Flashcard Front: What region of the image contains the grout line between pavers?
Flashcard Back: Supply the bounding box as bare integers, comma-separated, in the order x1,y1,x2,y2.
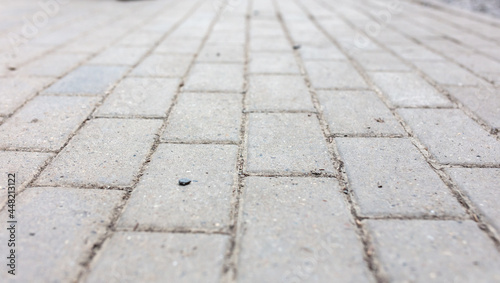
313,0,500,255
275,0,384,282
220,0,252,282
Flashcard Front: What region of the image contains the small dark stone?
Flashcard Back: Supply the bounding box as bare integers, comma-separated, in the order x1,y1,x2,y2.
293,44,301,50
8,66,16,71
178,178,191,186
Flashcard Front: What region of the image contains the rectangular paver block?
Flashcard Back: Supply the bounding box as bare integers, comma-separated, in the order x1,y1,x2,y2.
414,61,484,86
299,44,347,60
336,138,465,217
0,151,53,208
246,113,334,174
89,46,149,66
0,96,99,151
365,220,500,282
130,54,193,77
155,38,202,54
42,65,128,96
398,108,500,164
356,52,411,71
36,119,162,187
238,177,373,283
117,144,238,230
183,63,244,92
0,187,124,283
317,90,404,135
86,232,228,283
246,75,315,111
249,52,300,74
250,36,291,52
305,61,367,89
95,78,179,118
197,45,245,63
390,45,445,61
369,72,452,107
162,92,242,143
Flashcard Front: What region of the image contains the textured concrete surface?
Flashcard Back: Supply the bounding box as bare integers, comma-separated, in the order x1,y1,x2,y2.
0,0,500,282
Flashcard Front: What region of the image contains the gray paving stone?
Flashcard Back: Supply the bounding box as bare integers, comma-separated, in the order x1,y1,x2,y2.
0,187,124,283
130,54,192,77
246,75,315,111
0,77,53,116
0,151,53,208
197,45,245,63
250,36,291,51
162,92,242,142
246,113,334,174
299,44,347,60
86,232,228,283
155,38,202,54
365,220,500,282
95,78,179,118
398,109,500,164
238,177,373,283
389,45,445,61
445,86,500,131
89,46,149,66
18,53,89,77
369,72,452,107
206,31,246,45
36,119,162,187
42,65,128,96
183,63,244,92
336,138,465,217
0,96,99,151
117,144,238,230
447,168,500,233
356,52,411,71
117,31,164,46
304,61,367,89
317,91,404,135
251,21,285,38
249,52,300,74
414,61,484,86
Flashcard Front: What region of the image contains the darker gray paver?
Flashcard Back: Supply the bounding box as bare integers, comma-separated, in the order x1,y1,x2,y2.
0,96,99,150
36,119,162,187
162,92,242,142
398,108,500,164
246,113,334,174
86,232,228,283
336,138,465,217
118,144,238,230
238,177,373,283
317,90,404,135
365,220,500,282
0,187,124,283
42,65,128,96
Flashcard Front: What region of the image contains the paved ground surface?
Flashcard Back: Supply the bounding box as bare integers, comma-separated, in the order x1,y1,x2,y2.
0,0,500,282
